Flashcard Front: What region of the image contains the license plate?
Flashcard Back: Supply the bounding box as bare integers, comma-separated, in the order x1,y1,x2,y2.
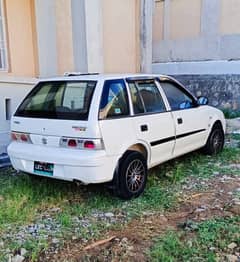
34,161,54,176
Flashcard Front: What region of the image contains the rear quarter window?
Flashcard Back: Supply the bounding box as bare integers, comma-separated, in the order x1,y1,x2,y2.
99,79,130,119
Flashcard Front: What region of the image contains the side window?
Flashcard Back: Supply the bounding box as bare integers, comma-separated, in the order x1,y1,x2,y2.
160,82,195,111
99,79,130,119
129,81,166,114
129,83,145,114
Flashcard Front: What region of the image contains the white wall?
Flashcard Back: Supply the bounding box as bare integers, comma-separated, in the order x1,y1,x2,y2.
152,60,240,75
0,79,35,153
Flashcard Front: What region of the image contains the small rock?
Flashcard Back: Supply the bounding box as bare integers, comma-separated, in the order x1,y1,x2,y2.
195,206,207,213
228,242,238,250
226,254,238,262
121,237,128,243
128,245,134,251
49,207,61,212
159,215,168,223
12,255,25,262
145,220,153,224
72,236,77,240
209,246,216,251
20,248,27,256
105,212,114,218
52,238,59,244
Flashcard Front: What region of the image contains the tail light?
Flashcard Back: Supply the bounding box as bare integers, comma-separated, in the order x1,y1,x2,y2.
60,137,103,150
11,132,32,143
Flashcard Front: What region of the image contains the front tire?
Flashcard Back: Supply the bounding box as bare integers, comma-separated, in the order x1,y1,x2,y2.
114,151,147,200
203,125,225,155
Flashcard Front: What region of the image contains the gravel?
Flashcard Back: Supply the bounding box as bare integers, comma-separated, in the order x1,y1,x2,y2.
0,210,128,261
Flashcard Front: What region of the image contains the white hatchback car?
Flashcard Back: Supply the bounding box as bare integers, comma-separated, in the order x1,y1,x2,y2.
8,74,226,199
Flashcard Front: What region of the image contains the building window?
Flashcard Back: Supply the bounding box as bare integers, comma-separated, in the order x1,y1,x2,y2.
0,0,7,70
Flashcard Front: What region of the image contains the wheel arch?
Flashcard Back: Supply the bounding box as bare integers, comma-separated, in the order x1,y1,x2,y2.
115,142,150,176
212,120,224,131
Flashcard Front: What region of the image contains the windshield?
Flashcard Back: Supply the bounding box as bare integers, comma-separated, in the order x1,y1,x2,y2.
15,81,96,120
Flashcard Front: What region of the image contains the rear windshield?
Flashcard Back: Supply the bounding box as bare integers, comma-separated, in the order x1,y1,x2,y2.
15,81,96,120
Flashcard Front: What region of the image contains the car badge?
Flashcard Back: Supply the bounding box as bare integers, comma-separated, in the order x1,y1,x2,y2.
42,137,47,145
72,126,87,132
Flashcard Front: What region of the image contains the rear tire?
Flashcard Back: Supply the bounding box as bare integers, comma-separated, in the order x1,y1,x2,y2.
113,151,147,200
202,125,225,155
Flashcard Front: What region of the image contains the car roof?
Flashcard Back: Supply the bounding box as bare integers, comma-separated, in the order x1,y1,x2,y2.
38,73,170,82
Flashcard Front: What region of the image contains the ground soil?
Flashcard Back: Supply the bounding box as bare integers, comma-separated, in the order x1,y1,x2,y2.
39,174,240,262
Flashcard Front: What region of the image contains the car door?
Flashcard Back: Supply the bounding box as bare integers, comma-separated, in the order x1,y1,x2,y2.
159,79,209,157
127,78,175,167
98,79,137,156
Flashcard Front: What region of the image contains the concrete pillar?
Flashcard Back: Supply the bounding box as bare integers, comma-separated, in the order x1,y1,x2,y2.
140,0,154,73
84,0,104,73
201,0,221,37
34,0,58,77
71,0,88,72
71,0,104,73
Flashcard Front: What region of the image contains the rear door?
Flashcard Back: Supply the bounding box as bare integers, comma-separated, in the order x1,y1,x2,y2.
159,79,209,157
127,79,175,167
98,79,137,156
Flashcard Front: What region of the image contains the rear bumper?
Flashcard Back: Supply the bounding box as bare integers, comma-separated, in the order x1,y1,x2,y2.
7,142,118,184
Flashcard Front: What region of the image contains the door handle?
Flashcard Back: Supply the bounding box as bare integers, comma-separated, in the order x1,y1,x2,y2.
140,124,148,132
177,118,183,124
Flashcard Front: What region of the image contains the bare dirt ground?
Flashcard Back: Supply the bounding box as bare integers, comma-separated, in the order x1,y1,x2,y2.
40,173,240,262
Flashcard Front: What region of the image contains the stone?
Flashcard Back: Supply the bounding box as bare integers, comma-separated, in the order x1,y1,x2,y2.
195,206,207,213
52,238,60,244
228,242,237,249
105,212,114,218
12,255,25,262
226,118,240,134
226,254,238,262
20,248,27,256
49,207,61,212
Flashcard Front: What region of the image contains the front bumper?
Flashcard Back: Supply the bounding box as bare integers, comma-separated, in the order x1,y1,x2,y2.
7,142,118,184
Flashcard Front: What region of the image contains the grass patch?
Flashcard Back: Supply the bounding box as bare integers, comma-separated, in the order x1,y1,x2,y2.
149,216,240,262
0,147,239,260
222,109,240,119
0,148,239,230
232,133,240,140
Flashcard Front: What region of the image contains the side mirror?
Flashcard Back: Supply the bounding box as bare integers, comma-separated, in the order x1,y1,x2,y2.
197,96,208,106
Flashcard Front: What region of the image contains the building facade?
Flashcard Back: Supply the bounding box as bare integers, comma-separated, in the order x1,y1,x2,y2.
0,0,240,154
152,0,240,111
0,0,143,153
